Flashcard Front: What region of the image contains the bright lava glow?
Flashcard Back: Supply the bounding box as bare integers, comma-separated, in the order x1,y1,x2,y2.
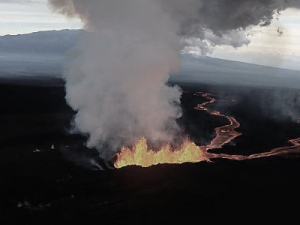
114,137,209,168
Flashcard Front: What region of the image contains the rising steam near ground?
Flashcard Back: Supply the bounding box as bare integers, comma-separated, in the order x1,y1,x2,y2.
48,0,300,160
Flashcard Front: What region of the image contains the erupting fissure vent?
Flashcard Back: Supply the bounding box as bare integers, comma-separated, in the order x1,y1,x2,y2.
114,92,300,168
113,92,237,168
114,137,209,168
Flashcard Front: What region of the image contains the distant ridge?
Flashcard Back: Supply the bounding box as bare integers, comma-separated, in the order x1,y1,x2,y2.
0,29,82,55
0,30,299,88
170,53,300,89
0,30,83,77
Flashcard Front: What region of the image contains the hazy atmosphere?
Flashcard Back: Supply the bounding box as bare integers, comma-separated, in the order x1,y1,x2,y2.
1,1,300,223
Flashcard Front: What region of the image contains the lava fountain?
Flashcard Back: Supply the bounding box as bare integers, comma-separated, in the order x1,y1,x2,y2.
114,137,210,168
114,92,300,168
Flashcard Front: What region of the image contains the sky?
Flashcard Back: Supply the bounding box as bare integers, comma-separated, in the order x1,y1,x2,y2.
211,8,300,71
0,0,299,71
0,0,81,35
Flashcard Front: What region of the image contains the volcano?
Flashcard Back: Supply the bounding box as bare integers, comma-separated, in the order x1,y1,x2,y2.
1,74,300,224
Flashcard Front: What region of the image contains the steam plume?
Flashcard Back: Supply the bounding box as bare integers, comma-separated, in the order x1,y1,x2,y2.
48,0,300,159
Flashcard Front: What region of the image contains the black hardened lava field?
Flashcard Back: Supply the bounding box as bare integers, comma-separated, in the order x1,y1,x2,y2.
1,78,300,224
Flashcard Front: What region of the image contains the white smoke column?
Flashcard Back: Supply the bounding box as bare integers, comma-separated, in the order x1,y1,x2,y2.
48,0,182,159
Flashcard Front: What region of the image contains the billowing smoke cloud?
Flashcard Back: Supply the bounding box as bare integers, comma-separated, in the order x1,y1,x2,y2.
48,0,182,160
48,0,300,159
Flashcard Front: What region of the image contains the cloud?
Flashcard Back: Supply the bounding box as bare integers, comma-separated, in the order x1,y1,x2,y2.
49,0,300,54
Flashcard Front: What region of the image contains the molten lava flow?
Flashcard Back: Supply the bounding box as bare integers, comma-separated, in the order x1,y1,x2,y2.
210,137,300,161
114,92,240,168
114,91,300,169
114,137,209,168
194,92,241,150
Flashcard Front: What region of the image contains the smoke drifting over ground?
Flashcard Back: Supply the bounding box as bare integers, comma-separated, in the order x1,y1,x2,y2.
48,0,300,159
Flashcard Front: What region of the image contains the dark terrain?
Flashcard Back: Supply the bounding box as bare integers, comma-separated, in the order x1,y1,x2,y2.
1,77,300,224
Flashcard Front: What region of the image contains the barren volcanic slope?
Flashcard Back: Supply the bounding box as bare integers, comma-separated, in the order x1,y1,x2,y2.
0,77,300,224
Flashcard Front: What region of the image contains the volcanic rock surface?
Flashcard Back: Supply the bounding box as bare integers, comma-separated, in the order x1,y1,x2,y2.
1,77,300,224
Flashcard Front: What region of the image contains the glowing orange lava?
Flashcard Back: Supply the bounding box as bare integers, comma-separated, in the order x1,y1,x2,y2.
114,137,209,168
